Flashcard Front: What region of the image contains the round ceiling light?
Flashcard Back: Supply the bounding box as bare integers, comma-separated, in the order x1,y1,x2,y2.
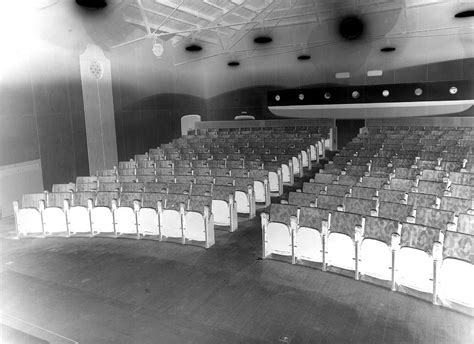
254,36,272,44
297,54,311,60
352,91,360,99
227,61,240,67
324,92,331,100
275,95,280,101
298,94,305,100
454,10,474,18
185,44,202,52
381,47,396,52
449,86,458,95
152,43,164,57
382,90,390,97
414,88,423,96
76,0,107,8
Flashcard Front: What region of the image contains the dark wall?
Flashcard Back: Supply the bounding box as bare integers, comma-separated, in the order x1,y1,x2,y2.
0,54,89,190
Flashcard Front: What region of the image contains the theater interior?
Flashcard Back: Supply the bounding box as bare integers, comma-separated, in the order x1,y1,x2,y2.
0,0,473,343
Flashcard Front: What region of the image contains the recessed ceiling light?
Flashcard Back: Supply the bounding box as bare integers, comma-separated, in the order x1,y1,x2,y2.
185,44,202,52
339,15,364,41
382,90,390,97
381,47,396,52
76,0,107,8
352,91,360,99
454,10,474,18
297,54,311,60
227,61,240,67
414,88,423,96
449,87,458,95
324,92,331,100
254,36,272,44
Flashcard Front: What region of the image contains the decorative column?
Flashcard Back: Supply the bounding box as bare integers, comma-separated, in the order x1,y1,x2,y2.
79,44,118,175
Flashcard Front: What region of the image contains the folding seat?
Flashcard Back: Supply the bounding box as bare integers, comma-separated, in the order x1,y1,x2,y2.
274,154,296,183
97,168,117,177
324,184,351,197
91,191,119,236
294,207,331,265
419,151,441,161
326,211,364,273
155,167,174,176
144,182,168,193
392,158,415,168
416,159,439,170
52,183,76,193
337,175,360,186
331,156,351,167
448,184,474,199
247,169,271,205
183,195,215,248
360,176,387,189
197,152,212,160
416,180,448,197
351,157,371,166
173,175,194,184
351,186,377,201
376,150,395,158
158,194,188,241
359,217,401,282
394,167,419,180
98,181,121,192
261,204,299,261
41,192,72,237
316,194,345,211
118,160,136,170
194,175,213,185
233,177,256,218
457,213,474,235
76,176,98,192
67,192,95,236
211,168,231,177
13,193,48,237
156,175,175,183
229,168,248,178
321,165,342,175
437,230,474,310
378,189,407,204
136,160,155,169
121,182,144,193
193,167,212,176
379,202,414,222
214,176,234,186
312,173,338,185
167,182,191,195
339,149,357,157
286,192,316,207
136,167,155,176
211,185,238,231
345,164,369,177
191,160,208,168
414,206,455,232
190,183,213,197
115,192,141,238
302,182,326,195
137,192,165,238
407,192,439,209
344,197,378,216
98,175,117,183
118,175,137,183
225,160,243,169
155,160,173,169
388,178,416,193
440,197,472,216
136,175,156,183
395,223,441,295
174,166,193,176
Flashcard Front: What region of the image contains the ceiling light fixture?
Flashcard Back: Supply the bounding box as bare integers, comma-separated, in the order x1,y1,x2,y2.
228,61,240,67
454,10,474,18
76,0,107,9
185,44,202,52
381,47,396,52
152,41,164,57
297,54,311,60
254,36,272,44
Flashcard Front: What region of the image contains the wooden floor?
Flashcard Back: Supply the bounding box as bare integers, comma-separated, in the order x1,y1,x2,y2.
1,167,473,343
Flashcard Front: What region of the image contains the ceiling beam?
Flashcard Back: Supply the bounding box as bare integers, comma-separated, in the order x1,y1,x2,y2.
136,0,152,35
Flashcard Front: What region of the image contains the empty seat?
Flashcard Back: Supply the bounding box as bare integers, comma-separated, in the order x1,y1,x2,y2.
407,192,439,209
174,166,193,175
457,213,474,235
416,180,447,197
360,176,387,189
326,211,364,272
316,194,345,211
419,170,446,182
302,182,326,195
389,178,415,192
359,217,401,282
118,168,136,176
136,167,155,176
115,192,141,237
345,165,369,177
121,182,144,193
325,184,351,197
193,167,212,176
98,175,117,183
351,186,377,201
137,192,165,238
261,204,299,260
211,168,231,177
294,207,331,264
438,231,474,309
248,169,271,205
68,192,95,236
440,197,472,216
214,176,234,186
378,189,407,204
230,168,248,178
337,175,360,186
211,185,238,231
144,182,167,193
91,192,119,236
396,223,440,294
137,175,156,183
167,182,191,195
414,207,455,232
98,182,121,192
448,172,473,185
13,193,47,237
379,201,414,222
287,192,316,207
394,167,419,180
234,177,256,218
52,183,76,193
345,197,378,216
42,192,71,237
97,168,117,177
160,194,189,240
184,195,215,248
76,176,97,192
155,175,175,183
195,175,214,184
191,183,213,196
449,184,474,199
118,175,137,183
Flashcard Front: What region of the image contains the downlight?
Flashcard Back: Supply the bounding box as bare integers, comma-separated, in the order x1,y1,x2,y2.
185,44,202,52
339,15,364,41
227,61,240,67
297,54,311,60
76,0,107,9
454,10,474,18
381,47,396,52
254,36,272,44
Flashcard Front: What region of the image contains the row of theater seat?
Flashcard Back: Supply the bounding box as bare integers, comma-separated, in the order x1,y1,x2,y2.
262,125,473,316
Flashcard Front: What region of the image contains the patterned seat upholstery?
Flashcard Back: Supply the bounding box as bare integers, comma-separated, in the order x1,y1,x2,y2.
440,197,472,216
313,173,338,185
98,175,117,183
457,213,474,235
262,204,299,259
379,202,414,222
144,182,168,193
211,185,238,230
394,167,419,180
325,184,351,197
420,170,446,182
302,182,326,195
155,167,173,176
211,168,231,177
136,167,155,176
190,183,213,196
233,178,256,217
360,176,387,189
288,192,316,207
118,175,137,183
397,223,441,293
184,195,215,248
449,184,474,200
167,182,191,195
316,195,345,211
98,182,121,192
360,216,401,281
351,186,377,200
417,180,447,197
438,231,474,308
345,165,369,176
448,172,473,185
415,207,455,232
337,175,360,186
389,178,415,192
118,168,136,176
344,197,378,216
407,192,438,209
52,183,76,193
